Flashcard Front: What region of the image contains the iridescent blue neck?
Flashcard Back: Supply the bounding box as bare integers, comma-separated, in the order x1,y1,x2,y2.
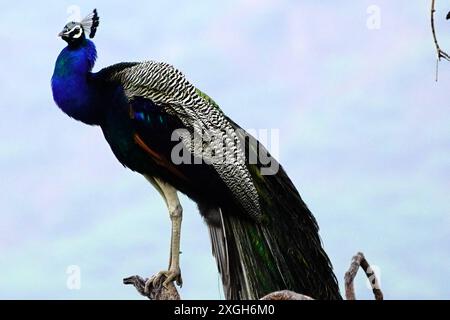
51,39,102,125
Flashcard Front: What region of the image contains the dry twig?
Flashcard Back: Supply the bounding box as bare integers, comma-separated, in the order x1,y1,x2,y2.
431,0,450,81
344,252,383,300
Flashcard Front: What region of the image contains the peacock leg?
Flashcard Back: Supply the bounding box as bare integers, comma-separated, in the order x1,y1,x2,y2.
144,176,183,290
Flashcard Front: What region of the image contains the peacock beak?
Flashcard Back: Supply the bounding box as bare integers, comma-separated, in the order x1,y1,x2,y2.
58,29,69,37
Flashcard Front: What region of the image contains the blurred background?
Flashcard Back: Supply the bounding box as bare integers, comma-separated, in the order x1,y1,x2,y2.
0,0,448,299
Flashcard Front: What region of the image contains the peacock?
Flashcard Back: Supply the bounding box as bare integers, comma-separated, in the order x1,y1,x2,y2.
51,9,341,300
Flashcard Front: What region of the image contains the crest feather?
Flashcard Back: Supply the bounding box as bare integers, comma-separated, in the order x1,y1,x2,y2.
80,9,99,38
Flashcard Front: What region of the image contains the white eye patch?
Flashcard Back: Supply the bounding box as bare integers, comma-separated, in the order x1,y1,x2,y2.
72,27,83,38
64,26,83,38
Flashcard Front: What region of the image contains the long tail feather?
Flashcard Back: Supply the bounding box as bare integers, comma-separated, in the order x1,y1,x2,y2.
206,119,342,300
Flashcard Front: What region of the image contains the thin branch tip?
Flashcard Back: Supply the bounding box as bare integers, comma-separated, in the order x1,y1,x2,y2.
431,0,450,81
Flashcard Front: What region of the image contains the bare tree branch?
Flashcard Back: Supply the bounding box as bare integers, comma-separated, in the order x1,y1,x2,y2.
124,274,180,300
260,290,314,300
125,251,382,300
431,0,450,81
344,252,383,300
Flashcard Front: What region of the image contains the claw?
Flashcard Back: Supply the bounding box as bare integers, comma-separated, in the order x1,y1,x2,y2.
163,269,183,288
148,267,182,290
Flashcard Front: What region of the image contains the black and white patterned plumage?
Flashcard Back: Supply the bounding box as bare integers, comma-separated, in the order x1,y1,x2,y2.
108,61,262,219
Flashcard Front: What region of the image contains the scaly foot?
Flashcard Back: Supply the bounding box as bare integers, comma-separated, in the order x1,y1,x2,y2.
144,267,182,294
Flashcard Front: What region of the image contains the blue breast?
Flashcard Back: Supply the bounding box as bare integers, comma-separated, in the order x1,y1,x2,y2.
51,39,101,125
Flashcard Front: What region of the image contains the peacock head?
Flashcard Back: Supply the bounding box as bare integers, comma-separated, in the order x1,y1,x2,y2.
58,9,99,47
